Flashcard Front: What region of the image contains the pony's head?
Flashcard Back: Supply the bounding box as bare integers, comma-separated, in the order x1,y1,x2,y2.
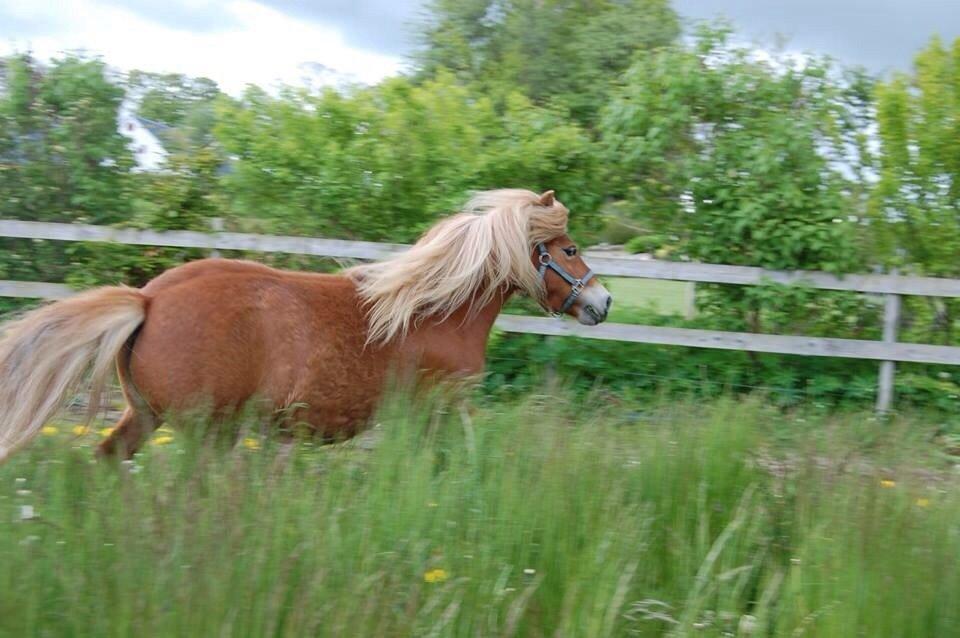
350,188,612,343
523,190,613,325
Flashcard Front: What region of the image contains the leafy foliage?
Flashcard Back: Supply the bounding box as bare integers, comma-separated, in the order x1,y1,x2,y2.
486,306,960,409
600,28,872,333
0,55,137,307
215,73,600,241
127,70,222,153
415,0,679,125
873,36,960,277
624,234,667,254
601,28,863,272
129,71,220,127
0,55,133,224
872,37,960,345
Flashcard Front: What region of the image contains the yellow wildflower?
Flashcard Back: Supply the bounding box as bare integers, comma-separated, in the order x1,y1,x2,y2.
100,427,114,437
423,568,448,584
916,498,931,508
153,435,174,446
880,479,896,488
242,437,260,450
72,425,89,436
41,425,59,436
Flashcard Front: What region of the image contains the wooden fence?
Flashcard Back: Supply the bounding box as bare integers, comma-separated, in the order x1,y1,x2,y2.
3,218,960,411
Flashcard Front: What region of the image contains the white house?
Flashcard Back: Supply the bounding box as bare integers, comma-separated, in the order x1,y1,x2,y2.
117,99,168,171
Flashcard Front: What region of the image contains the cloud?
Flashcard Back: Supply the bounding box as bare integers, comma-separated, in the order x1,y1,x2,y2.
252,0,959,70
97,0,243,33
256,0,426,56
0,8,54,39
0,0,403,94
674,0,960,73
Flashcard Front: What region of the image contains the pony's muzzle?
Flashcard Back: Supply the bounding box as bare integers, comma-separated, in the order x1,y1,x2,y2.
577,284,612,325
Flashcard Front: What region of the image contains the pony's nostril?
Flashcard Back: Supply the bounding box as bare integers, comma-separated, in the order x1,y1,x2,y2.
604,296,612,312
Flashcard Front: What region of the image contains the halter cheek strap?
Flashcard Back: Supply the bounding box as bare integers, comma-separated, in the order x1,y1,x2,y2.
536,243,594,315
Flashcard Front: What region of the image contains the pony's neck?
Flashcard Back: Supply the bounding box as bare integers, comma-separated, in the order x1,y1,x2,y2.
407,286,515,375
444,286,514,338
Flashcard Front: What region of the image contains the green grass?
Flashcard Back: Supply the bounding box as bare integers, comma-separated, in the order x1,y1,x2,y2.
605,277,692,318
1,395,959,636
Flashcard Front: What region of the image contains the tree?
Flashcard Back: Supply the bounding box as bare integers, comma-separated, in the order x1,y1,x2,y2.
872,36,960,276
214,72,599,242
0,54,137,306
600,28,869,335
126,70,223,152
0,54,133,224
415,0,680,125
872,36,960,342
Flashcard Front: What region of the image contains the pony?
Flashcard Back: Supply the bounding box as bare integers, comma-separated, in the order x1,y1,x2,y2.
0,189,611,461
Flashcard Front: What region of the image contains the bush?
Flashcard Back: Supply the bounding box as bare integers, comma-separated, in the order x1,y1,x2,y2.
486,307,960,410
624,234,667,254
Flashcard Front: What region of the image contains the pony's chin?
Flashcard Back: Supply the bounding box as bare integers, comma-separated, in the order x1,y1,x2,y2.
575,309,601,326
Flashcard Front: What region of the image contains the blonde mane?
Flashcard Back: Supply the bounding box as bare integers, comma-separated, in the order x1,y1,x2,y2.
348,189,569,344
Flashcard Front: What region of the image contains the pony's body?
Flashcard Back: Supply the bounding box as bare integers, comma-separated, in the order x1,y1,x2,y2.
0,189,611,461
134,260,391,437
112,259,501,449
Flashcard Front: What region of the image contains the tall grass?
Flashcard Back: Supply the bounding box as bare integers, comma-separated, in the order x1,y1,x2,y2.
1,395,958,636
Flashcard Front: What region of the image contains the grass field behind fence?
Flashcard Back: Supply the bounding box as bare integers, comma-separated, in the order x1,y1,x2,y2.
605,278,691,318
1,395,959,636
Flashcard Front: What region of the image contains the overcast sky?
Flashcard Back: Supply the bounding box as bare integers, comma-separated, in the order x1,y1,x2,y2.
674,0,959,75
1,1,957,94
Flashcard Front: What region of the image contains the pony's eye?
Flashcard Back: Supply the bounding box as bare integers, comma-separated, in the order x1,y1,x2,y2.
563,246,578,257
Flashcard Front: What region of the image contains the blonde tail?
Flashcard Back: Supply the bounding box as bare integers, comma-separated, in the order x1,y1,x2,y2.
0,287,146,462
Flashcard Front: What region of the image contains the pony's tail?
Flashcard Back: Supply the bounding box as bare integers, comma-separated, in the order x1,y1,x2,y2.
0,287,147,463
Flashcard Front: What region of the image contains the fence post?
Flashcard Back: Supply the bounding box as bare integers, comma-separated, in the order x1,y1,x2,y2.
683,282,696,319
208,217,224,258
876,276,901,414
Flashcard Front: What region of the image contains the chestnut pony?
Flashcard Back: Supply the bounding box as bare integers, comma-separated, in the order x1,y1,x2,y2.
0,189,611,461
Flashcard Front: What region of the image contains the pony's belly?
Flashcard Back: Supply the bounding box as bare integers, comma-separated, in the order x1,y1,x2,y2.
265,353,393,436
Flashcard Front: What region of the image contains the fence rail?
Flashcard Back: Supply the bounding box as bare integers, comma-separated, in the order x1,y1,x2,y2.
2,219,958,410
3,219,959,296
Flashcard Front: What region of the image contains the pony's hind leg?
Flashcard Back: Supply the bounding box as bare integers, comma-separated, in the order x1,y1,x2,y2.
97,407,158,459
97,331,159,460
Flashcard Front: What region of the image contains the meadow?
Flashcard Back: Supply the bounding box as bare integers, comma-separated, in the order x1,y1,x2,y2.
604,278,693,319
2,393,958,637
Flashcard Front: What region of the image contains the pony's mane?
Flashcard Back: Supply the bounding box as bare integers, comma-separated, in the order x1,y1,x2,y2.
347,189,569,344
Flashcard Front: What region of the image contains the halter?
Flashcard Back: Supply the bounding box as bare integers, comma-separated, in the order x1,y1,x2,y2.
536,243,594,316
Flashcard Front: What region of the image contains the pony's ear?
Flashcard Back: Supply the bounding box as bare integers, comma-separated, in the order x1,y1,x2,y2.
538,190,555,207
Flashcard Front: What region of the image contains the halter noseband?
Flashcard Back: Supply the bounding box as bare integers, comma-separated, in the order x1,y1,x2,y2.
536,243,594,316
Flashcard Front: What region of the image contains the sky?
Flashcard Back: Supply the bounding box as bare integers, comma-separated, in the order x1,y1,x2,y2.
0,0,410,93
0,0,958,94
673,0,960,75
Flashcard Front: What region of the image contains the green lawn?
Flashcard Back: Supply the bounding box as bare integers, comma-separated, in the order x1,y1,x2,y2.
2,395,958,636
605,277,693,318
